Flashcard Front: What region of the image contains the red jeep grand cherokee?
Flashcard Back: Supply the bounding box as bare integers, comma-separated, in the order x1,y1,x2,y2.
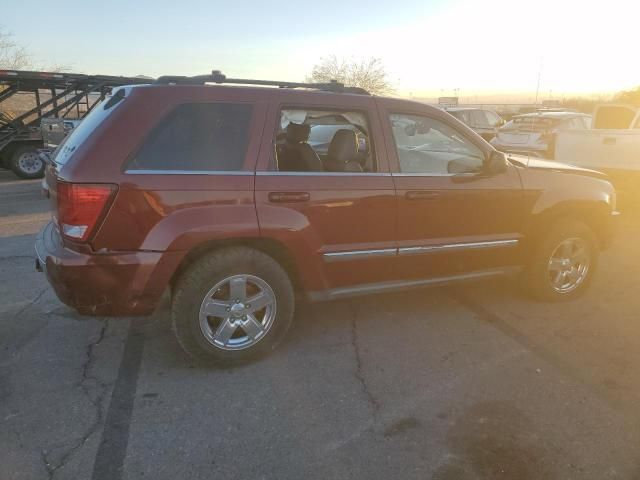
35,72,618,363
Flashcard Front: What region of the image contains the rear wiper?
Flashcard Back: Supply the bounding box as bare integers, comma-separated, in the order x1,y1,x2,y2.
37,149,53,166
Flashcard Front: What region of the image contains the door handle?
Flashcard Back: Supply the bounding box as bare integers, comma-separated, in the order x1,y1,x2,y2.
268,192,310,203
603,137,617,146
405,190,440,200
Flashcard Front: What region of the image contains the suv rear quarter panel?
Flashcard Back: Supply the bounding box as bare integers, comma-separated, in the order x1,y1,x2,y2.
74,86,270,253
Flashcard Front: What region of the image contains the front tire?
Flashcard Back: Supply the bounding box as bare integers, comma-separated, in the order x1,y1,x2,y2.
171,247,295,365
524,219,598,301
10,145,45,179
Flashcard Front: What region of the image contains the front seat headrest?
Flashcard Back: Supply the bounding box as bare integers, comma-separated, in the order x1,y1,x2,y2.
286,123,311,144
328,129,358,163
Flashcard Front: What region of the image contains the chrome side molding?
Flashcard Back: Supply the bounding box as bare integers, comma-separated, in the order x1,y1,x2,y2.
124,170,254,176
255,171,392,177
323,248,397,263
323,239,519,262
398,239,518,256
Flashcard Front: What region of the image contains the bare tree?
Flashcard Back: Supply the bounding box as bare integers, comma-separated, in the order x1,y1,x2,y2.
0,29,69,72
307,55,394,95
0,29,32,70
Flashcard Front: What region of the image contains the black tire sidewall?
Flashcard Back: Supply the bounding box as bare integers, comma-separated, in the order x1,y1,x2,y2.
172,248,295,365
11,145,45,179
526,220,598,301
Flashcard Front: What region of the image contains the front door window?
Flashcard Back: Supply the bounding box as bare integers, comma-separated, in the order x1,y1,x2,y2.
389,114,484,175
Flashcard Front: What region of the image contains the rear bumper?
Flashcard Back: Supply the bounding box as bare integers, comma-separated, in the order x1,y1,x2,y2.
35,221,182,316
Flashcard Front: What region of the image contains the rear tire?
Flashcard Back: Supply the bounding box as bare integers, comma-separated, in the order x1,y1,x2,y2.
171,247,295,365
10,145,45,179
523,219,598,301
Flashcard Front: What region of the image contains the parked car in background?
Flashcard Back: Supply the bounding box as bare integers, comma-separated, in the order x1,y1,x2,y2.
445,107,505,141
35,72,618,365
491,111,592,159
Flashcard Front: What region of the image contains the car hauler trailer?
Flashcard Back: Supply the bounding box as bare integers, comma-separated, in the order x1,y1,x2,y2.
0,70,152,179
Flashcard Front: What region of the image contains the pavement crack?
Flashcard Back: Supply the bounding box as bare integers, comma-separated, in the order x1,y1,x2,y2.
0,254,34,261
41,320,110,480
13,287,48,319
349,302,380,418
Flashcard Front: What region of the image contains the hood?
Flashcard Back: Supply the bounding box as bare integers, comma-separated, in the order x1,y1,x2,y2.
507,154,607,179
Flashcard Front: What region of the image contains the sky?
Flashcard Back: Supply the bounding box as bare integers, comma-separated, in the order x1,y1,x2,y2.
3,0,639,101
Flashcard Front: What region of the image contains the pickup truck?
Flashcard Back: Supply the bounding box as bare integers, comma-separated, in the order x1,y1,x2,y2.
554,104,640,205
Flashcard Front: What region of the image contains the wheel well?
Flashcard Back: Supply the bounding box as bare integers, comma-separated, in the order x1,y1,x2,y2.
527,207,609,251
169,238,302,293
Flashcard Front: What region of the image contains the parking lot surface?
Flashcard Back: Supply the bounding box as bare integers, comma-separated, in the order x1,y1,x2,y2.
1,169,640,479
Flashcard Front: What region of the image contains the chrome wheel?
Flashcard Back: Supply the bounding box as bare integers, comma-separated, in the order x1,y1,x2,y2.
198,274,277,351
547,237,590,294
17,151,43,175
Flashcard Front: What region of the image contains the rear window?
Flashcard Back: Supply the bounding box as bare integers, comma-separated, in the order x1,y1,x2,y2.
508,116,562,131
127,102,253,172
53,88,126,166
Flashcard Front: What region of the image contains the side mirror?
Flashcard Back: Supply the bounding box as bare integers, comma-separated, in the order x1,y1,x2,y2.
486,150,508,175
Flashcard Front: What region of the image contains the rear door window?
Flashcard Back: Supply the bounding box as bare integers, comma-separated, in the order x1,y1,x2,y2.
275,109,376,173
127,102,253,171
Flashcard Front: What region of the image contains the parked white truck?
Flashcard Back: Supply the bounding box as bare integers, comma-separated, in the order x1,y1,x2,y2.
555,104,640,171
555,104,640,206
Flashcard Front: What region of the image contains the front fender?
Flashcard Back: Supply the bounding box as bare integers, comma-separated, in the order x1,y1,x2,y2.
518,168,616,247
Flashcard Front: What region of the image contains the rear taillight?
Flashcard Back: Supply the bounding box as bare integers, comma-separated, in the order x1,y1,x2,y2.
57,182,117,242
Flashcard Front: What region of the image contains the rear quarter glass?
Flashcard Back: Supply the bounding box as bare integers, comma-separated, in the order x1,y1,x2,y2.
125,102,253,172
54,87,129,166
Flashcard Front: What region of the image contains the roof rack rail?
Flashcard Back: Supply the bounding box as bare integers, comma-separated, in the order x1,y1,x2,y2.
154,70,370,95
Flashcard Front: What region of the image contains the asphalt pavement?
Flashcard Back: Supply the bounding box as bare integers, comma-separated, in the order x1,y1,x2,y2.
1,169,640,480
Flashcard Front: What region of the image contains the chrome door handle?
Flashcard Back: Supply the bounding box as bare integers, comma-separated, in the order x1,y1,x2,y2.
268,192,310,203
405,191,440,200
